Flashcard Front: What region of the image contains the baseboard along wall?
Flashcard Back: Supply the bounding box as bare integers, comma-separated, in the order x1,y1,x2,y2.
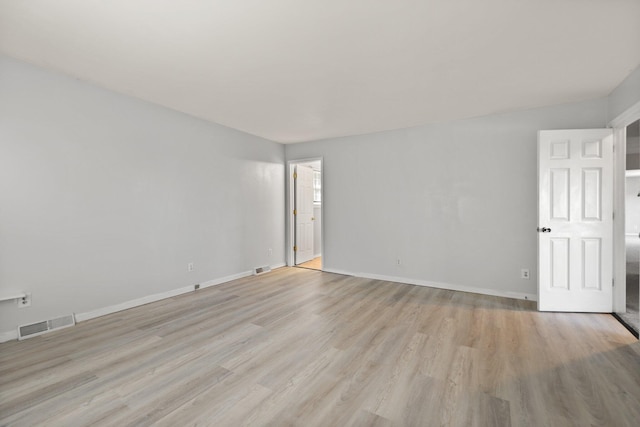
322,268,537,302
1,264,532,343
0,265,288,343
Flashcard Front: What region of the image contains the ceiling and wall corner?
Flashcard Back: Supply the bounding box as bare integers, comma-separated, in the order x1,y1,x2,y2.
1,0,639,143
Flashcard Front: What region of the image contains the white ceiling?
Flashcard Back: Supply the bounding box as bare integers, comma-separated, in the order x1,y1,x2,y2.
1,1,639,143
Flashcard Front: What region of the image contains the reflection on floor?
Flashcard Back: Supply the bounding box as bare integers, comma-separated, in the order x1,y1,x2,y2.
619,236,639,334
297,256,322,271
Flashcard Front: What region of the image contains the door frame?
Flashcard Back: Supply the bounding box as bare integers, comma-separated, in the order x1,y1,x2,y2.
286,157,324,269
610,100,640,313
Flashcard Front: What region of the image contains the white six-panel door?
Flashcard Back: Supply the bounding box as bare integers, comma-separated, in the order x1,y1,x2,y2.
295,165,315,264
538,129,613,312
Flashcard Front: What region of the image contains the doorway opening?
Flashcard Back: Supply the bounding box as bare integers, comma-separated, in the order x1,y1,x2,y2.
611,101,640,338
621,119,639,334
287,159,323,271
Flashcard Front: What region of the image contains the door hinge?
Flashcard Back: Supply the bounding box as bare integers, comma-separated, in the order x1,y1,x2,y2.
293,245,297,252
293,172,298,179
293,209,297,215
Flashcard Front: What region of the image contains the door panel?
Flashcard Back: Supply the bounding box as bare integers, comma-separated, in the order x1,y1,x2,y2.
550,168,570,220
538,129,613,312
582,168,601,220
550,238,570,289
581,238,601,290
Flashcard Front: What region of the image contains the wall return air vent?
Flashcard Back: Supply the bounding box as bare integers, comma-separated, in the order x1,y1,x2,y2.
254,265,272,276
18,314,75,340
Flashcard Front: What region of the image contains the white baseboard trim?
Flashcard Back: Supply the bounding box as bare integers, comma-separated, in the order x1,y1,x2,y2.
271,262,287,270
75,284,195,322
361,272,537,301
200,270,252,289
322,268,354,276
321,268,536,302
76,270,258,323
4,266,534,343
0,329,18,343
313,253,322,259
2,269,280,343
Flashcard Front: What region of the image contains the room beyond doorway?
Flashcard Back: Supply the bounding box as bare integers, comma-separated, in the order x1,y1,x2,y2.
622,119,639,335
287,158,323,271
298,257,322,271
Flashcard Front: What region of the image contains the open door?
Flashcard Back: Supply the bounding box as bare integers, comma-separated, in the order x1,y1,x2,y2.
538,129,614,312
294,165,314,264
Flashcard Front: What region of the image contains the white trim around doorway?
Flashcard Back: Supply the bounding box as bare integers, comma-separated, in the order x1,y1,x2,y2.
286,157,324,270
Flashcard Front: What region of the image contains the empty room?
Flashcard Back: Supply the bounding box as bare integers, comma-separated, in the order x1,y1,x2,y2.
1,1,640,426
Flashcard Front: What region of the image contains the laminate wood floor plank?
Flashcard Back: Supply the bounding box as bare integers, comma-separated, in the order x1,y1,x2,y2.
1,267,639,426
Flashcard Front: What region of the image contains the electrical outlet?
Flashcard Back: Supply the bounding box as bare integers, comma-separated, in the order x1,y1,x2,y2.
521,269,530,279
188,262,194,272
18,293,31,308
268,248,273,257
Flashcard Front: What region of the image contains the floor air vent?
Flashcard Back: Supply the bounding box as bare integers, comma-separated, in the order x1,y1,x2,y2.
254,265,272,275
18,314,75,340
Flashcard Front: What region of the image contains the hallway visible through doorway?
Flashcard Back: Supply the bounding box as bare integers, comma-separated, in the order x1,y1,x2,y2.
297,256,322,271
288,158,323,271
622,119,639,335
622,236,639,333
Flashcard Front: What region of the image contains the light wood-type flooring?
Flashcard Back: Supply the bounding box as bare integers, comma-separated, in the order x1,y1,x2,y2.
297,256,322,271
1,267,639,426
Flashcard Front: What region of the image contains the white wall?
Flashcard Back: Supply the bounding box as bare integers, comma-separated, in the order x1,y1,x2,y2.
286,99,608,298
0,56,285,336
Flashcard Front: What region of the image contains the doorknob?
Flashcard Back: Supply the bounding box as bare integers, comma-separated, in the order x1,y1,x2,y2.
311,217,315,221
537,227,551,233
